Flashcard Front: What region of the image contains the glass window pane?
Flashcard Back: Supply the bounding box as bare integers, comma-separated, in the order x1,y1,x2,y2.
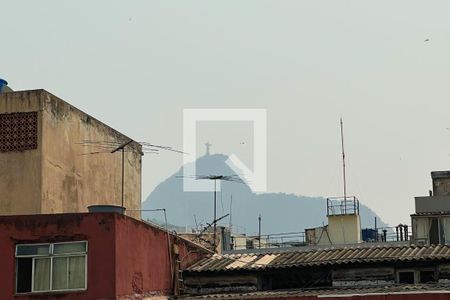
54,242,86,254
52,257,68,290
16,258,32,293
33,258,50,291
17,244,50,256
68,256,86,289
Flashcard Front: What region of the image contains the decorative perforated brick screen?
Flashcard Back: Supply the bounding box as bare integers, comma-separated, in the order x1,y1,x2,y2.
0,111,38,152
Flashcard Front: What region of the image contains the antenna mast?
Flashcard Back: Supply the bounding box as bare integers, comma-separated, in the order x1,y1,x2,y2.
340,118,347,212
213,179,217,249
111,140,133,208
229,195,233,232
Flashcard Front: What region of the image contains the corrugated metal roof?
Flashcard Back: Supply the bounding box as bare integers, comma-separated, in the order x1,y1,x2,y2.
185,244,450,272
179,284,450,299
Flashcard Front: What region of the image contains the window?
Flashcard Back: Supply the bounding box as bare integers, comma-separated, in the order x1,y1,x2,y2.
0,111,38,152
420,270,436,283
429,218,440,245
15,241,87,293
398,271,415,284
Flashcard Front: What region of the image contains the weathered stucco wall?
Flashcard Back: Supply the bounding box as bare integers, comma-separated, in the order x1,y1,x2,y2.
0,90,43,215
0,90,142,218
0,213,117,300
327,214,361,244
432,171,450,196
0,212,210,299
114,214,210,298
415,195,450,214
40,91,142,217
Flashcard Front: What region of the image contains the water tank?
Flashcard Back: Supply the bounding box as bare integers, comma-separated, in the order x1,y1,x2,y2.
0,79,7,92
0,79,13,93
87,204,126,214
362,228,378,242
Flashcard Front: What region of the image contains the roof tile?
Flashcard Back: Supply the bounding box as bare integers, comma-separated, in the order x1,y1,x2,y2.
185,244,450,273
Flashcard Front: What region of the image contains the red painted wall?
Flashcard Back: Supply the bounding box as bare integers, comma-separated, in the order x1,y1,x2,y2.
0,213,210,300
0,213,116,300
114,214,209,298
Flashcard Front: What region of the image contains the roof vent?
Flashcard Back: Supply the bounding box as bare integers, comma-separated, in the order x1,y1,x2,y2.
88,204,126,214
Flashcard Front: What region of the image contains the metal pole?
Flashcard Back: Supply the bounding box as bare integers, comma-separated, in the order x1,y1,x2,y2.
375,217,378,242
111,140,132,208
327,199,329,216
229,195,233,233
340,118,347,213
213,179,217,251
258,214,262,249
121,148,125,208
162,208,174,286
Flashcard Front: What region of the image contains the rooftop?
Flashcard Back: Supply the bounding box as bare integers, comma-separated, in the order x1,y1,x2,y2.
185,244,450,273
179,284,450,299
431,171,450,179
0,89,143,154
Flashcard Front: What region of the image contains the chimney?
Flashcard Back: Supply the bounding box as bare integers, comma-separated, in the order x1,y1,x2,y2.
431,171,450,196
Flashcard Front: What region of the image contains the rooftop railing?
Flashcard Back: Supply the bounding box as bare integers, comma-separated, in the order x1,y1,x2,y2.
327,196,360,216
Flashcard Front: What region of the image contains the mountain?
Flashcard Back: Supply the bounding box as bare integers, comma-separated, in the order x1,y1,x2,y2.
142,154,388,235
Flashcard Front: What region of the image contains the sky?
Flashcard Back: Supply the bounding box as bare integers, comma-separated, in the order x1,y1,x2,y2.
2,1,450,225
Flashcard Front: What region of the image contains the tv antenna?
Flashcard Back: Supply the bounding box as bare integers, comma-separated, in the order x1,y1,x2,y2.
195,213,230,248
340,118,347,206
77,139,185,208
229,195,233,233
111,140,133,207
178,174,244,250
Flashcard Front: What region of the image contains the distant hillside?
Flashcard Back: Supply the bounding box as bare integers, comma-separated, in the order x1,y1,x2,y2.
142,154,387,235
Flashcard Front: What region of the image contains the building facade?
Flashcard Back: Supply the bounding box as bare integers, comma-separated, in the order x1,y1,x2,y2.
306,197,362,246
181,244,450,299
0,212,210,299
413,171,450,245
0,90,142,218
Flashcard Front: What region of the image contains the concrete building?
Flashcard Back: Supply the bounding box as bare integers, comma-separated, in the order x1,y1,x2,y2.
181,244,450,299
306,197,362,246
0,212,210,299
0,89,143,218
412,171,450,245
178,226,233,254
175,170,450,299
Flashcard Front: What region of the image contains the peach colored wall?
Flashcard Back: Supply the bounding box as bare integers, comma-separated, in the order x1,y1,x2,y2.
40,91,142,217
0,90,142,218
0,91,43,215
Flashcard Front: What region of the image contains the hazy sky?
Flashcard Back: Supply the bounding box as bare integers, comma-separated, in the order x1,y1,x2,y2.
3,1,450,225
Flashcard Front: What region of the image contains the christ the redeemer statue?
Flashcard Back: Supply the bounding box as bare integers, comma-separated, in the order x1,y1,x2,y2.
205,142,212,156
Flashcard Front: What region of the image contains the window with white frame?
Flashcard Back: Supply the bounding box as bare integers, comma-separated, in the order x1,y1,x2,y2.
15,241,87,293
